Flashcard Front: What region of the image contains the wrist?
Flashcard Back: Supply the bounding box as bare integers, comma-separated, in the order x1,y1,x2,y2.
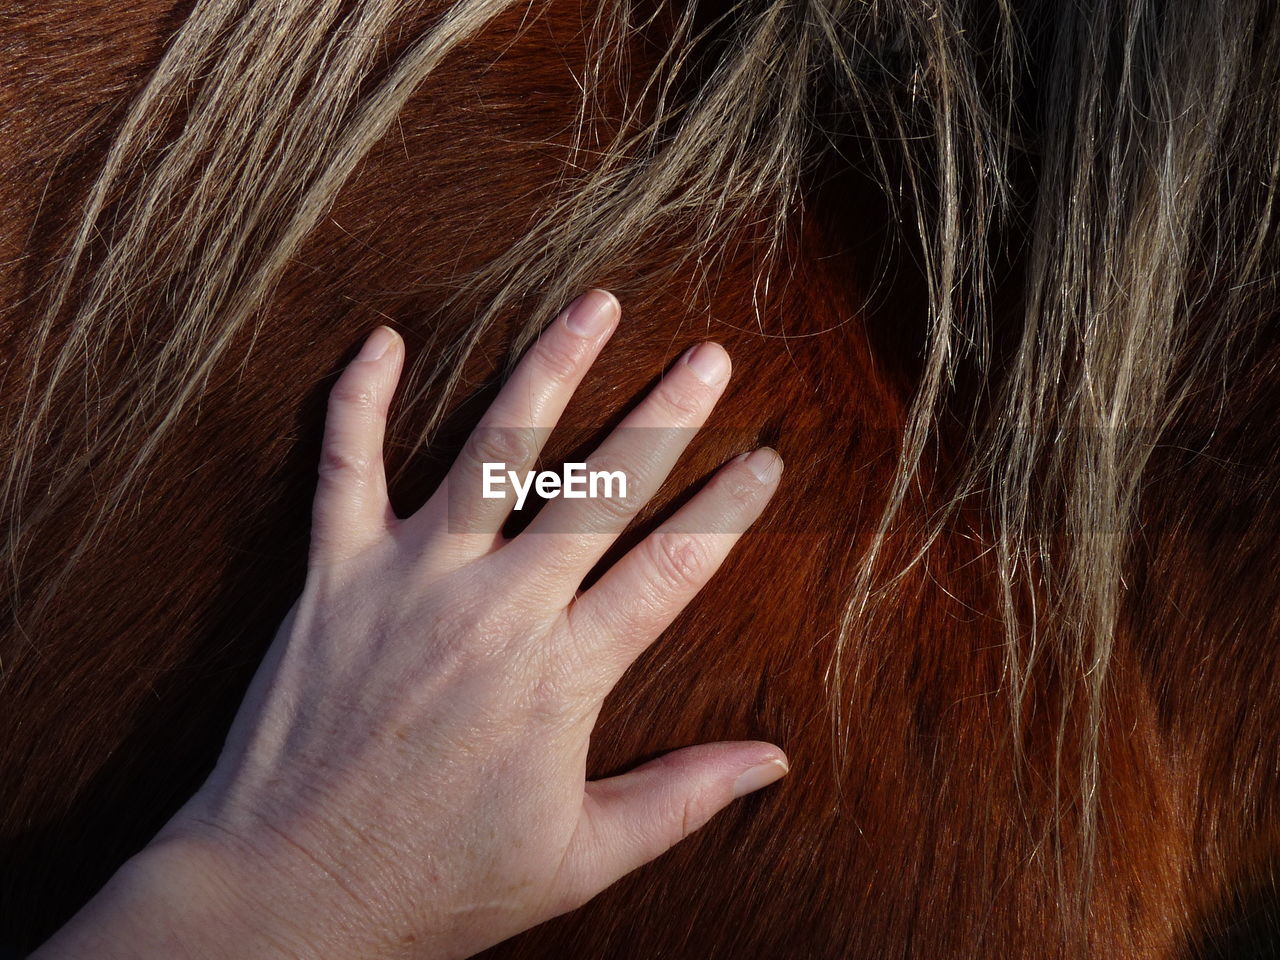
31,833,319,960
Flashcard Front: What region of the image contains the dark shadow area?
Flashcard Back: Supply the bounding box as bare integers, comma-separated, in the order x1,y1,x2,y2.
1183,869,1280,960
0,348,344,951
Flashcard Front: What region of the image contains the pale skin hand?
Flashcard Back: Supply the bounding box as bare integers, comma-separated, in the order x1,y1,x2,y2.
33,289,787,960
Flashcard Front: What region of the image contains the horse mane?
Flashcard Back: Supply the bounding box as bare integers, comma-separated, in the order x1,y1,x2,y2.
3,0,1280,954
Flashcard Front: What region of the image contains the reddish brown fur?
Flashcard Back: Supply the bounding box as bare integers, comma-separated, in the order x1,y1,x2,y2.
2,2,1278,957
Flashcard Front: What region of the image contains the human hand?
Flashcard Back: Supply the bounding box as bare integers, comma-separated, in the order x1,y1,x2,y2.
35,289,786,960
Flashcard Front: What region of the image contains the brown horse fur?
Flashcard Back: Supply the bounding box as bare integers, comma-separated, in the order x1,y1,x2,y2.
2,1,1279,957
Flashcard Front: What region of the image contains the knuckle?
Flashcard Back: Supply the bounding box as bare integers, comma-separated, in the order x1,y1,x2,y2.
439,573,552,656
317,445,372,482
329,378,380,412
429,596,513,666
665,784,717,843
645,531,708,591
678,793,706,840
574,455,642,523
651,381,706,422
716,465,761,507
451,593,513,645
528,335,584,382
522,653,583,720
465,428,537,471
589,482,644,523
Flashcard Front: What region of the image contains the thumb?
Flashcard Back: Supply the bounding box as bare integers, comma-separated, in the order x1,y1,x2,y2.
555,741,788,910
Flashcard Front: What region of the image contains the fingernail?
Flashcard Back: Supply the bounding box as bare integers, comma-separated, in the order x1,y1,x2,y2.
732,758,789,799
563,288,619,337
357,326,397,362
738,446,782,483
682,342,730,386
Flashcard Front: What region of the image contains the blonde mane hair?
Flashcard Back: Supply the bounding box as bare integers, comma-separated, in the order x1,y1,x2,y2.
6,0,1279,918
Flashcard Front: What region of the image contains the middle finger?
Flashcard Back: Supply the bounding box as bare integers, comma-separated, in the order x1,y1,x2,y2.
502,340,731,597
